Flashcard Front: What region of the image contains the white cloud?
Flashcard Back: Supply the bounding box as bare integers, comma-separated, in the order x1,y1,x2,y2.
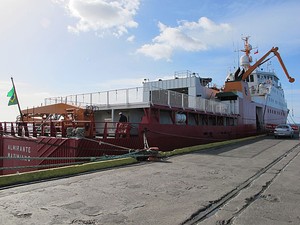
126,35,135,42
137,43,173,61
137,17,233,60
62,0,140,36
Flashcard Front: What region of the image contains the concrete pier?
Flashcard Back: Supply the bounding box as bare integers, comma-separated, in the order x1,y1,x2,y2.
0,136,299,225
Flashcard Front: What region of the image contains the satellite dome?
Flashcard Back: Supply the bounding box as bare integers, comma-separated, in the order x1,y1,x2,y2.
240,55,250,68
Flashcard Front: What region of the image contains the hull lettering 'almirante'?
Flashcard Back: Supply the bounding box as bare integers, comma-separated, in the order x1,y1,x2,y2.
0,37,295,175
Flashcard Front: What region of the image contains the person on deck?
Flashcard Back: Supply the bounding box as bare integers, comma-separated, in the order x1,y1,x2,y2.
118,112,128,122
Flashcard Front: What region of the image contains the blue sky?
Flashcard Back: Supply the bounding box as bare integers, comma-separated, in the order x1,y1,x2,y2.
0,0,299,123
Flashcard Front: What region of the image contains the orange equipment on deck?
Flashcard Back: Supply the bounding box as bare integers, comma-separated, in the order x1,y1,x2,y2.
224,37,295,93
20,103,95,138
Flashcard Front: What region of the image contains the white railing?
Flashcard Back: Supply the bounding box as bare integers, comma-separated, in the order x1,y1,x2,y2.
149,89,231,114
45,87,234,114
45,87,144,107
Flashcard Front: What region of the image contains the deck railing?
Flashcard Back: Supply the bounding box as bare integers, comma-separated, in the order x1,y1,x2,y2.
44,86,235,114
0,121,140,139
45,87,145,107
149,89,232,114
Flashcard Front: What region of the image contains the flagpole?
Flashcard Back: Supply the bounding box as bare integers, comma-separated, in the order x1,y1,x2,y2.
10,77,24,122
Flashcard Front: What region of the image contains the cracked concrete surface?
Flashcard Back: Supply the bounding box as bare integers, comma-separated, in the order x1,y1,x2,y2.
0,137,299,225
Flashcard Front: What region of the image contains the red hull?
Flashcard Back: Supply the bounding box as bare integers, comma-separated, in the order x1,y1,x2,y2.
141,123,257,150
0,123,258,175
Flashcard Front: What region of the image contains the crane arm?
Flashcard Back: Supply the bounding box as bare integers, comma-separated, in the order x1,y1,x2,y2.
241,47,295,83
273,50,295,83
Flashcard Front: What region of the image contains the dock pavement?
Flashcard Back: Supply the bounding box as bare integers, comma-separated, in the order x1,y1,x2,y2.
0,135,299,225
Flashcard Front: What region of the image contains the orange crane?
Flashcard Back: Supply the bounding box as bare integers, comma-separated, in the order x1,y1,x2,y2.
224,44,295,94
240,46,295,83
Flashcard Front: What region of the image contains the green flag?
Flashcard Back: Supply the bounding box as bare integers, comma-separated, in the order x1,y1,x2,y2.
7,87,18,106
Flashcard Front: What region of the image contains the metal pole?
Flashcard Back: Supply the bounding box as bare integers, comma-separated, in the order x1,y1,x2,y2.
10,77,24,122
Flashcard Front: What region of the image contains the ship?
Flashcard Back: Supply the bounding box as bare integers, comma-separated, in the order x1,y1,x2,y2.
0,37,295,175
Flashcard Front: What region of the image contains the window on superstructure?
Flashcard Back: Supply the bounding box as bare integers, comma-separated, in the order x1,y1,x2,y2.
250,75,254,82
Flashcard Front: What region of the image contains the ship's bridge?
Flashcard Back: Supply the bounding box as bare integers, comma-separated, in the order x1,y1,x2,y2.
245,68,284,97
245,69,287,110
245,69,280,87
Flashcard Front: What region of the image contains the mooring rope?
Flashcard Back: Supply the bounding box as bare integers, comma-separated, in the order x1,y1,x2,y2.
0,130,160,172
147,129,227,141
